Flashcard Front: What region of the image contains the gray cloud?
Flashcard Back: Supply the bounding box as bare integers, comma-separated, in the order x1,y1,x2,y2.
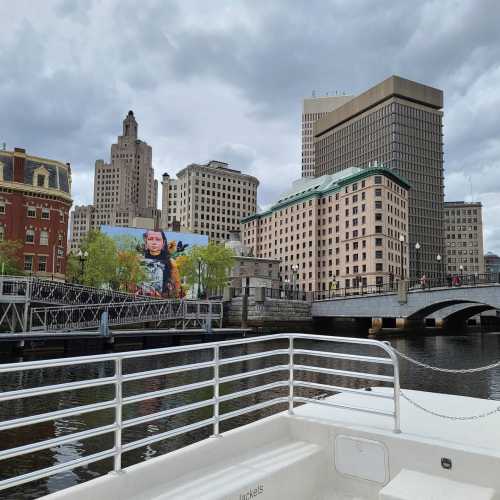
1,0,500,253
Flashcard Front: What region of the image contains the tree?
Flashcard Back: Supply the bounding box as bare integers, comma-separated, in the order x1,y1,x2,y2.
81,230,118,288
0,240,23,275
178,243,234,297
116,249,146,292
65,253,81,283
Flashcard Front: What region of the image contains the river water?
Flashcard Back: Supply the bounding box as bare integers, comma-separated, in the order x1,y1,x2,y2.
2,330,500,499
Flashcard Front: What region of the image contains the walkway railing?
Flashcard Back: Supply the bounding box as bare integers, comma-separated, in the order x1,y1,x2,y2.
30,300,223,332
0,276,150,306
0,334,400,494
312,272,500,301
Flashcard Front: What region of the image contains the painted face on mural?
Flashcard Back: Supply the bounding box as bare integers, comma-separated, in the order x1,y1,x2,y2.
145,231,164,256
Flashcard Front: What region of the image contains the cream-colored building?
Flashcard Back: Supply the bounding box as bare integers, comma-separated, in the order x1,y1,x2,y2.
302,95,353,178
242,165,409,293
70,111,158,250
444,201,485,274
161,160,259,243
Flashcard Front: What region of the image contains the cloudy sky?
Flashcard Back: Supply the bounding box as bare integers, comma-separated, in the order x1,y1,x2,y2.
1,0,500,252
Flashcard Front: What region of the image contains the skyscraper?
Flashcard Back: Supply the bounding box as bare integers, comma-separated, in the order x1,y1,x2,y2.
70,111,158,250
314,76,444,279
301,95,353,178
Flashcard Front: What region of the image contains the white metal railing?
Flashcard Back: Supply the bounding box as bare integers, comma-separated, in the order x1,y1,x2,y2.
0,333,400,494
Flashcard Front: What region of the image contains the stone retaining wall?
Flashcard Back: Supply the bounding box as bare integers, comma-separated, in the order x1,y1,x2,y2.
224,296,312,327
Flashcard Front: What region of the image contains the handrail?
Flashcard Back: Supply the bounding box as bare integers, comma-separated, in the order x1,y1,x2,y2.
0,333,400,494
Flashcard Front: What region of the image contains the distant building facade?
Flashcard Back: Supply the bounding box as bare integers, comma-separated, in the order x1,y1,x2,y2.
0,147,72,279
226,230,280,289
242,166,409,292
313,76,444,281
301,95,353,178
444,201,484,274
485,252,500,275
161,161,259,243
69,111,158,250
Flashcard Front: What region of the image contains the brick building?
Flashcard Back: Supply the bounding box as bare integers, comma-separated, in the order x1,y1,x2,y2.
0,147,72,279
242,165,409,292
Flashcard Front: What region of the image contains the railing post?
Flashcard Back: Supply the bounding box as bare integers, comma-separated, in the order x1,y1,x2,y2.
288,335,294,415
212,345,220,437
114,357,123,471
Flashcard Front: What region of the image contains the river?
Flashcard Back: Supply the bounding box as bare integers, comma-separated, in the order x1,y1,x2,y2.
1,330,500,499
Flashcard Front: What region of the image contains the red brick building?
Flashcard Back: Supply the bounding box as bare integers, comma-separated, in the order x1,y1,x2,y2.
0,147,72,280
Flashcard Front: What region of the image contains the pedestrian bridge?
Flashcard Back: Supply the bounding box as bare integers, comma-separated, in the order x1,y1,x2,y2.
312,283,500,329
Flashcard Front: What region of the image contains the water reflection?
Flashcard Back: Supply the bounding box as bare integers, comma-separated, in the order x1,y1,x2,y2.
0,332,499,499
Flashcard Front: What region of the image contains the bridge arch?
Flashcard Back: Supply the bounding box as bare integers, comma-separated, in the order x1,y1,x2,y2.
406,299,480,320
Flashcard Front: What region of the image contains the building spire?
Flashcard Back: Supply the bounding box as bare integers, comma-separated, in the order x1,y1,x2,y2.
123,110,138,139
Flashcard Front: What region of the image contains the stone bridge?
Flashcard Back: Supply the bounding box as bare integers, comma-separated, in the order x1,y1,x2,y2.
312,283,500,331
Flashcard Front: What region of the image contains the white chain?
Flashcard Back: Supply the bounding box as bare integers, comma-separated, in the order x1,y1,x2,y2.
389,345,500,373
400,390,500,420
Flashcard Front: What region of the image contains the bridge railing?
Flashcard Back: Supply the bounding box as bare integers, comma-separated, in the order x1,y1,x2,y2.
0,333,400,495
312,272,500,301
0,276,156,306
231,287,310,301
29,299,223,332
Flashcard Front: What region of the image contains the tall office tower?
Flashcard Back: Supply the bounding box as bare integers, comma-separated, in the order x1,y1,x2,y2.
444,201,485,275
314,76,444,279
161,160,259,243
70,111,159,250
301,95,353,178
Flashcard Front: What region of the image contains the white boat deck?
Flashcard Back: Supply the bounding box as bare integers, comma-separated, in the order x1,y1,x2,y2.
43,389,500,500
294,387,500,454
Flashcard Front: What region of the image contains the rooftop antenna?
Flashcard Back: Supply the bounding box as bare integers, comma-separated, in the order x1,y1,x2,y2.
468,176,473,201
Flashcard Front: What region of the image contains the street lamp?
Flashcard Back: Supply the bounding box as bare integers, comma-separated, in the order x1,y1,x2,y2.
399,235,405,280
459,264,464,283
197,258,202,299
291,264,299,291
77,249,88,283
436,254,442,285
415,242,421,283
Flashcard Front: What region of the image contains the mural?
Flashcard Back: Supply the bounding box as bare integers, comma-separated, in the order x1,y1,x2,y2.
102,226,208,298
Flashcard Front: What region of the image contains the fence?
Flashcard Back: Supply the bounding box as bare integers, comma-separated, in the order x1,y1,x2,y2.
29,300,223,332
0,333,400,493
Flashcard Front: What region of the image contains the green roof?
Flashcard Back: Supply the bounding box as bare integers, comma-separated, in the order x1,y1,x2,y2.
242,164,410,223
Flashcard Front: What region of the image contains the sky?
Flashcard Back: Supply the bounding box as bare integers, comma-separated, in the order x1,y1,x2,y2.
1,0,500,253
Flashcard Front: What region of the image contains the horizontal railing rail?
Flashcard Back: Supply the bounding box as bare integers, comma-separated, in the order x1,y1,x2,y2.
0,333,400,494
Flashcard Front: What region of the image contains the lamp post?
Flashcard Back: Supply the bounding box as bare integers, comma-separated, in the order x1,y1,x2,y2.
291,264,299,297
399,235,405,280
459,264,464,284
436,254,442,286
77,250,88,283
415,242,421,283
197,258,202,299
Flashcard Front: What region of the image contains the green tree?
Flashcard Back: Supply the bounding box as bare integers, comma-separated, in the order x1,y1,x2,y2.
81,230,118,288
178,243,234,297
116,249,146,292
65,253,82,284
0,240,23,275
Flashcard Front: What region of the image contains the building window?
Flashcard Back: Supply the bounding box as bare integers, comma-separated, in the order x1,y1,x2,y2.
26,229,35,243
374,176,382,184
42,208,50,219
38,255,47,272
375,250,383,259
27,206,36,218
0,226,4,241
24,255,33,272
0,202,5,214
37,174,46,187
40,230,49,246
375,226,382,234
375,238,383,246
